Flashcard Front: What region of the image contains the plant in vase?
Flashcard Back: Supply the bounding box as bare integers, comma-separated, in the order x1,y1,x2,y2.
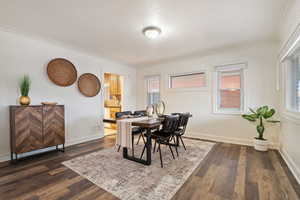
19,75,31,105
242,106,280,151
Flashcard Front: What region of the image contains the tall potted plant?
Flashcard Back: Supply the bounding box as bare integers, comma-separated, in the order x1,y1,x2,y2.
242,106,280,151
19,75,31,106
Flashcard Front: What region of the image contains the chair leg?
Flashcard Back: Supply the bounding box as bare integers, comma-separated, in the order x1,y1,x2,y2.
153,140,157,153
141,134,146,144
172,136,176,144
179,136,186,150
117,145,121,152
140,145,146,159
175,145,179,157
136,134,142,145
169,145,175,159
158,143,163,168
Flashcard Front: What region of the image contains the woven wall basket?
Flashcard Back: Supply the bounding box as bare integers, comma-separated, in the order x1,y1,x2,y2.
47,58,77,87
78,73,101,97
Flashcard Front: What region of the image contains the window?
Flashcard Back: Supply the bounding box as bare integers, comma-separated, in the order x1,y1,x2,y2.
146,75,160,105
280,24,300,119
214,63,246,114
169,72,206,89
285,50,300,112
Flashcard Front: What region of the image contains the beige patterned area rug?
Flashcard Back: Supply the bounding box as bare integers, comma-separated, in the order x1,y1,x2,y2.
63,138,215,200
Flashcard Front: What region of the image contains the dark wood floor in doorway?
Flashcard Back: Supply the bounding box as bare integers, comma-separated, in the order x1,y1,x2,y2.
0,136,299,200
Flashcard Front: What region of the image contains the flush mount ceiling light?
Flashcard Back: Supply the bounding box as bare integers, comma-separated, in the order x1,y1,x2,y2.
142,26,162,39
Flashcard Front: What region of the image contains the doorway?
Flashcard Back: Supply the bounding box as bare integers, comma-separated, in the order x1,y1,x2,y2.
104,73,123,136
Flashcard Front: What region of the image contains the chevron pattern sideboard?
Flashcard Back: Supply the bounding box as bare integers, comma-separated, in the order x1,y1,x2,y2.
10,105,65,161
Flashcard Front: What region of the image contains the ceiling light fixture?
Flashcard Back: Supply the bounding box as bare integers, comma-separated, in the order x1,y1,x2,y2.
142,26,162,39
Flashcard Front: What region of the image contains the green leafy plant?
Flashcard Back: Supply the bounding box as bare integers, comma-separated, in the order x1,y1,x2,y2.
19,75,31,97
242,106,280,140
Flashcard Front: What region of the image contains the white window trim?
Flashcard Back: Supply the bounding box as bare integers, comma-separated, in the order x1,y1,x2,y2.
165,70,208,92
144,74,161,106
212,62,247,115
281,62,300,121
280,23,300,121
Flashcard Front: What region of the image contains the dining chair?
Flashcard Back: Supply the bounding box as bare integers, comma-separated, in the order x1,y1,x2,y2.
172,112,190,150
133,110,147,116
115,111,132,119
140,115,179,168
116,111,145,156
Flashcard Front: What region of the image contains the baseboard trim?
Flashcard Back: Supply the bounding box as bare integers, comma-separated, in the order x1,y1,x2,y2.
65,134,104,147
279,147,300,184
0,133,104,163
0,152,11,162
185,132,279,149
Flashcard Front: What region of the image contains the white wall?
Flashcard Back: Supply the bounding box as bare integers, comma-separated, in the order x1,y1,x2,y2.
278,0,300,183
0,30,136,161
136,42,280,146
279,0,300,45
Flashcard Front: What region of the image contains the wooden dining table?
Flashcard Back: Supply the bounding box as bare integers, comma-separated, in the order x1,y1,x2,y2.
103,117,163,165
103,114,192,166
123,118,162,165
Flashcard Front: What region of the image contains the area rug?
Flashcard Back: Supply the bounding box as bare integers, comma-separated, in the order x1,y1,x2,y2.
63,138,215,200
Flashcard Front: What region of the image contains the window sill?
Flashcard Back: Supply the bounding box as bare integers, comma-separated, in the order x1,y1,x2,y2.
165,87,209,93
212,110,244,115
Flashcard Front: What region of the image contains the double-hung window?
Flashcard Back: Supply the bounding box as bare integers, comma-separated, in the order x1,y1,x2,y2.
280,25,300,118
214,63,246,114
284,49,300,112
145,75,160,105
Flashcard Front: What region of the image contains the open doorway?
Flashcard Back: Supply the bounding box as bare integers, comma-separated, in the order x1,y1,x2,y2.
104,73,123,136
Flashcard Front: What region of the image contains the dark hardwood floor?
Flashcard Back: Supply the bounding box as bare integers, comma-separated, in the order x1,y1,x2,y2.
0,135,299,200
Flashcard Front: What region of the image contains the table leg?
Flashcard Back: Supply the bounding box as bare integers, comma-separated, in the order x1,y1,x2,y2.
123,128,152,165
145,128,152,165
123,147,128,158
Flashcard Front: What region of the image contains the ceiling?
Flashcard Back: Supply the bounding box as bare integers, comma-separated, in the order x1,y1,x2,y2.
0,0,287,67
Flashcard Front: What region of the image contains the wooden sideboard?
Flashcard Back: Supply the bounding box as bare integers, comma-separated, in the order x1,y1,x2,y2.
10,105,65,161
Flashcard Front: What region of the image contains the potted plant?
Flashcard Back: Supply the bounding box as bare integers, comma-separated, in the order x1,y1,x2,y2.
242,106,280,151
19,75,31,106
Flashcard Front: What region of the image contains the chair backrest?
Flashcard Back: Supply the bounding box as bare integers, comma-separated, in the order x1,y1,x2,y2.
179,113,190,128
172,112,190,128
161,115,179,133
115,111,132,119
172,112,190,137
133,110,147,116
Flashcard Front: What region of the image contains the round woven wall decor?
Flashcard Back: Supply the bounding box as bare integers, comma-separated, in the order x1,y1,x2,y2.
47,58,77,87
78,73,101,97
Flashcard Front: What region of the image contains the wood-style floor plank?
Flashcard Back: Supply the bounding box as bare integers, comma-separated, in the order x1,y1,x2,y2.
233,146,246,200
0,136,299,200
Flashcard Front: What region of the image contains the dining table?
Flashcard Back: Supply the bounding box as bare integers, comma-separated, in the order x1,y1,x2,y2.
123,118,162,165
103,117,163,165
103,114,192,166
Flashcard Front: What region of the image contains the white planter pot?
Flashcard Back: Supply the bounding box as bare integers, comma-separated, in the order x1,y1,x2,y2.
253,138,269,151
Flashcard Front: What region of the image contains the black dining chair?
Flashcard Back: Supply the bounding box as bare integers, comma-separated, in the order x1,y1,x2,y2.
171,113,190,150
133,110,147,116
140,115,179,168
116,111,145,156
116,111,132,119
